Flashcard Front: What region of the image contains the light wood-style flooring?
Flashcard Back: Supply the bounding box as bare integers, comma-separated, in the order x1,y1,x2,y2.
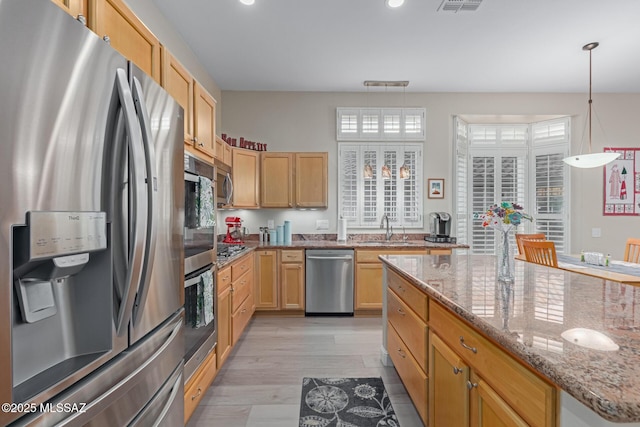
187,316,423,426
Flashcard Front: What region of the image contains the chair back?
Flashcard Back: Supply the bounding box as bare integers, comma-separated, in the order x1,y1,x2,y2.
522,240,558,268
515,233,546,255
624,238,640,263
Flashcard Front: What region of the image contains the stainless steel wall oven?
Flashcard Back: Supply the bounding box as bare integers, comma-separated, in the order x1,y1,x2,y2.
183,152,217,381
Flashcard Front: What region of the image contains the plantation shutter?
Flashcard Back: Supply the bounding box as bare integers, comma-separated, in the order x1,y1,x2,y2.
454,117,469,244
337,108,425,141
471,156,496,254
338,143,423,228
531,118,570,254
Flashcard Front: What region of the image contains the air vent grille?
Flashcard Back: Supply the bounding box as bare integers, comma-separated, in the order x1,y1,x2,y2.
438,0,483,12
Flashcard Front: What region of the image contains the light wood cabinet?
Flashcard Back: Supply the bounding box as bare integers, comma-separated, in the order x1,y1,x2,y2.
295,152,328,208
232,148,260,208
193,82,216,158
280,250,305,310
52,0,86,19
230,252,254,345
215,136,232,165
88,0,160,82
255,250,278,309
259,152,328,208
355,249,429,313
184,346,217,424
429,301,556,427
161,50,194,147
216,285,232,368
261,153,294,208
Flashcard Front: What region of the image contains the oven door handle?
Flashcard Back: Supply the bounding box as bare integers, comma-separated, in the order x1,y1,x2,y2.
184,275,201,288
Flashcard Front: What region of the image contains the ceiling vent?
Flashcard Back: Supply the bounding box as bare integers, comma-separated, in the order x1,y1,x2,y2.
437,0,483,12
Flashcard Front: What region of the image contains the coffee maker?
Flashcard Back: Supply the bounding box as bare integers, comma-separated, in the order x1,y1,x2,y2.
425,212,456,243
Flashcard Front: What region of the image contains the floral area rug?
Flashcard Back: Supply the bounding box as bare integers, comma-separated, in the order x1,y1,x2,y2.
299,377,400,427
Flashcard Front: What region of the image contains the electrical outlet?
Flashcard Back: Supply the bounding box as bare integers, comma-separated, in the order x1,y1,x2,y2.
592,227,601,238
316,219,329,230
267,220,275,229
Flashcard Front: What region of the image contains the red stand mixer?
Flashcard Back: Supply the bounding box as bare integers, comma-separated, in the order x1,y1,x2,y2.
223,216,244,244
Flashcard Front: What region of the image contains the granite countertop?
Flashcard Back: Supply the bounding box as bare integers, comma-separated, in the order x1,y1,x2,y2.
380,252,640,423
246,240,468,250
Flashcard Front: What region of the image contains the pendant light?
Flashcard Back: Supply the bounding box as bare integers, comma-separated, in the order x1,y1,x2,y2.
381,164,391,179
363,163,373,179
563,42,620,168
399,162,411,179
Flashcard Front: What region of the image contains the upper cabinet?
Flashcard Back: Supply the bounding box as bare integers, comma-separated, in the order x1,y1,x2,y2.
261,153,294,208
232,148,260,208
88,0,161,82
295,153,328,208
260,152,328,209
52,0,87,19
161,50,194,146
193,83,217,159
215,136,232,166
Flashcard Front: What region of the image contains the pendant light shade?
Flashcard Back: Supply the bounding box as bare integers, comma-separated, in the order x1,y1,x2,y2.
363,163,373,179
563,42,620,168
381,165,391,179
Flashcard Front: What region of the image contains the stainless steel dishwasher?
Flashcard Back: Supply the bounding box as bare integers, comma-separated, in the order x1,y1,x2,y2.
305,249,354,315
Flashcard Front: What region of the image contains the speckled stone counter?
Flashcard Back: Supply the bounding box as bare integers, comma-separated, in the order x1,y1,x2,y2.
380,252,640,423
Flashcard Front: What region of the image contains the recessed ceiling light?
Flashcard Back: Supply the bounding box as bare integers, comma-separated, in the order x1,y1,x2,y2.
386,0,405,8
239,0,255,5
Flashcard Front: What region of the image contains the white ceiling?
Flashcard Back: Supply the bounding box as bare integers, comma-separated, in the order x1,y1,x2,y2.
152,0,640,93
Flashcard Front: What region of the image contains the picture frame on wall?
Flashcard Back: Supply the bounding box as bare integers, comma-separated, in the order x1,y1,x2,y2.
428,178,444,199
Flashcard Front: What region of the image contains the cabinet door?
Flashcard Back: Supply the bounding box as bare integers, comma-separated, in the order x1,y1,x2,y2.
193,83,216,158
470,372,528,427
223,144,232,165
232,148,259,208
281,262,304,310
261,153,293,208
215,136,229,163
355,263,383,310
216,286,232,369
52,0,86,19
162,50,193,146
295,152,327,208
255,250,278,309
429,332,469,427
88,0,160,82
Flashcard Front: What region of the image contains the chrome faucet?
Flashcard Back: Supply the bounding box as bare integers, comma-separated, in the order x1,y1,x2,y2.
380,214,393,241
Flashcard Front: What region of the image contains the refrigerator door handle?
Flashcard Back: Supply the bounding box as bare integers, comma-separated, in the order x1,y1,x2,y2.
114,68,148,336
130,76,158,326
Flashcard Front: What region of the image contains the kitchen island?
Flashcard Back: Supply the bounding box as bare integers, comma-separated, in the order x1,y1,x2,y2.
381,252,640,426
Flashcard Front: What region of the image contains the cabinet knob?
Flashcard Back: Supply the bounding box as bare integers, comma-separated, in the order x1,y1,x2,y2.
453,366,463,375
396,348,406,359
466,381,478,390
102,35,110,45
397,308,405,316
76,14,86,25
459,336,477,354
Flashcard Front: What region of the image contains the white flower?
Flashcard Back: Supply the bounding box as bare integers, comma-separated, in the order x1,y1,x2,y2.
353,384,376,399
305,386,349,414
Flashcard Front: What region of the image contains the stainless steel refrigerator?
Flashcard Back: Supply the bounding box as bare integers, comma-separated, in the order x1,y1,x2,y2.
0,1,185,425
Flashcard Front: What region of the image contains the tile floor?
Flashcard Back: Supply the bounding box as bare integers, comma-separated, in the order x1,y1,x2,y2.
186,316,424,426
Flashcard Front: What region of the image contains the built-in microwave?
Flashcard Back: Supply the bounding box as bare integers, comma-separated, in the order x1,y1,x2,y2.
215,159,233,207
184,152,216,276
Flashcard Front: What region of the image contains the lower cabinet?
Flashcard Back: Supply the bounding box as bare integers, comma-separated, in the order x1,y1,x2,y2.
255,249,305,313
355,249,435,314
216,266,232,368
428,301,556,427
230,253,255,345
184,347,217,424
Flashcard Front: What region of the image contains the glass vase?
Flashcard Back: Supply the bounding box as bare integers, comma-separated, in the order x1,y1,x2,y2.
496,228,515,283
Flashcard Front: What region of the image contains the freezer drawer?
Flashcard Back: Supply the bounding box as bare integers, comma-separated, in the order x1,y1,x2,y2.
11,311,184,427
305,249,354,315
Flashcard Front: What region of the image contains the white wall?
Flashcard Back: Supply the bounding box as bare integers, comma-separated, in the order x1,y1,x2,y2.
221,91,640,259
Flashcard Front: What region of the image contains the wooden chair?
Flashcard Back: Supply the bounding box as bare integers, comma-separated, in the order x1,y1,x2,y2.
515,233,546,255
624,238,640,263
522,240,558,268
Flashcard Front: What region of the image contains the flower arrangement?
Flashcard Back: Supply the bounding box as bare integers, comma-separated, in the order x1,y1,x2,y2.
474,202,533,231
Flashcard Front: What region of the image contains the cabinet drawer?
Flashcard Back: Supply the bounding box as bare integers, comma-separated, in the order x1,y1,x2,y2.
232,253,253,281
356,250,384,263
388,289,427,373
387,269,428,322
429,301,556,427
232,270,252,313
281,249,304,263
387,323,428,425
184,347,217,423
232,292,253,345
217,265,232,294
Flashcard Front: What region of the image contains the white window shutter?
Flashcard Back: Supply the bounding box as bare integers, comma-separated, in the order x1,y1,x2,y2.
455,116,469,245
337,109,360,140
533,150,567,253
338,145,359,223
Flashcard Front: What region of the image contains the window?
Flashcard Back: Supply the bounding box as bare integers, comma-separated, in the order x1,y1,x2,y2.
454,117,570,254
337,108,425,141
339,143,423,228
